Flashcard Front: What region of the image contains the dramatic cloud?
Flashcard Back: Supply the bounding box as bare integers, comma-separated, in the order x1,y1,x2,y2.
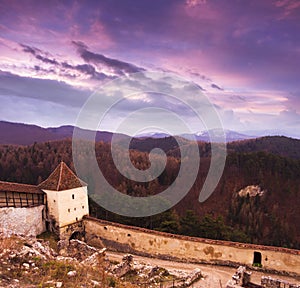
211,84,223,91
0,70,90,107
73,41,145,75
21,44,59,65
0,0,299,136
19,43,113,82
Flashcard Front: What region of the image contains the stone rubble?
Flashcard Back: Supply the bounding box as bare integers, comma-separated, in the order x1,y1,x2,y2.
226,266,300,288
110,253,203,287
0,233,205,287
261,276,300,288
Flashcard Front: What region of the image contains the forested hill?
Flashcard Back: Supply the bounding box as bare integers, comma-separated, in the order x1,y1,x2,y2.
0,120,128,145
227,136,300,159
0,137,299,249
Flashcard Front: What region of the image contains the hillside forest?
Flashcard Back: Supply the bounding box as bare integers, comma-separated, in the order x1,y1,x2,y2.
0,136,299,249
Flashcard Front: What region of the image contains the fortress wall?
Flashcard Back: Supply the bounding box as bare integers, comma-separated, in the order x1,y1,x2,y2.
0,205,46,236
84,216,300,275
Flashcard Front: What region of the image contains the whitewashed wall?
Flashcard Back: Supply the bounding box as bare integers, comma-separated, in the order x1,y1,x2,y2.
0,205,46,236
43,187,89,228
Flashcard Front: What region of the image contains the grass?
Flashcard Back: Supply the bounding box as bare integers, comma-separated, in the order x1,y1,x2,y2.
0,235,24,254
37,231,59,252
0,236,139,287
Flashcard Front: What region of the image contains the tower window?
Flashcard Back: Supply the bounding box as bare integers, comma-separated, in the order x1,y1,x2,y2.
74,207,76,211
72,194,74,199
68,209,70,213
76,217,78,221
82,206,84,209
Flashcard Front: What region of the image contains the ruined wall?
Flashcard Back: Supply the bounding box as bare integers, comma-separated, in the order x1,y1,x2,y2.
0,205,46,236
84,216,300,276
261,276,300,288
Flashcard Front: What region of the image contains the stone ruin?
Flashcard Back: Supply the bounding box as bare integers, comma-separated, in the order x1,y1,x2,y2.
261,276,300,288
226,266,300,288
226,266,252,287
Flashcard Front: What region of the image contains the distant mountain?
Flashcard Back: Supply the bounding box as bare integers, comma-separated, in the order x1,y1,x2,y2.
0,121,128,145
136,129,255,142
0,121,62,145
136,132,171,138
181,129,255,142
0,120,298,149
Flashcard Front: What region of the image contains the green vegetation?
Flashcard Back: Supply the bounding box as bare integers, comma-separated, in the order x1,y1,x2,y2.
37,231,60,252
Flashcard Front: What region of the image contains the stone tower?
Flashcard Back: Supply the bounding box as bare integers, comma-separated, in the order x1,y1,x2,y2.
39,162,89,239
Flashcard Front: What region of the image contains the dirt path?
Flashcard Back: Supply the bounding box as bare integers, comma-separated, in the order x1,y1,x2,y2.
106,251,300,287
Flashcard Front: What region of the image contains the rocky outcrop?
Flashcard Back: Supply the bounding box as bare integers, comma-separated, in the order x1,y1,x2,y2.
238,185,265,197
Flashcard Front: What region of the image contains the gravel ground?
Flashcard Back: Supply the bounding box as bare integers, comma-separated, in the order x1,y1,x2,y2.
106,251,300,287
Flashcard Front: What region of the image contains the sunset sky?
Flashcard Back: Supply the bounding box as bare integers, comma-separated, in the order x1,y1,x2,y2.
0,0,299,137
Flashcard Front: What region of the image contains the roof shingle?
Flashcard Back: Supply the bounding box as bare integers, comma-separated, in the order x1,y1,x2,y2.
38,162,87,191
0,181,44,194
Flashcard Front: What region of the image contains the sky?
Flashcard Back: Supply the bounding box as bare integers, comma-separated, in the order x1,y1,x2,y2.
0,0,300,137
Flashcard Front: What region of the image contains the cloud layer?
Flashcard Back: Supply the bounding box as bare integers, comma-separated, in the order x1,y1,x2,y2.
0,0,299,136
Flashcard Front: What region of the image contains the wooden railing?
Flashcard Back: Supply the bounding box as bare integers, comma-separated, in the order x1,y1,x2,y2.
0,191,44,208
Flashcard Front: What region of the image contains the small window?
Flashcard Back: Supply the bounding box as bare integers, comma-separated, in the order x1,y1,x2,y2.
72,194,74,199
74,207,76,211
82,206,84,209
68,209,70,213
253,251,262,266
53,199,56,202
76,217,78,221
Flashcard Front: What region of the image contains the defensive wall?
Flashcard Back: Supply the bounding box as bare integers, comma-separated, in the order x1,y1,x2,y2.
83,216,300,276
0,205,46,236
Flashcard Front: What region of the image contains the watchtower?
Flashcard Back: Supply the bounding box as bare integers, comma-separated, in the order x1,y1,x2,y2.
39,162,89,240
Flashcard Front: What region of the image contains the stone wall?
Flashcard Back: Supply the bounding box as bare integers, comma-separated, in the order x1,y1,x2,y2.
0,205,46,236
59,220,85,241
83,216,300,276
261,276,300,288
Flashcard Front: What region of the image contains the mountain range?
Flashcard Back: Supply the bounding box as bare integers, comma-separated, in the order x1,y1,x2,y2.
0,121,128,145
1,120,296,146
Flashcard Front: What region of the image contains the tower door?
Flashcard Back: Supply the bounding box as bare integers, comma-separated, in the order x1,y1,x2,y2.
253,251,262,265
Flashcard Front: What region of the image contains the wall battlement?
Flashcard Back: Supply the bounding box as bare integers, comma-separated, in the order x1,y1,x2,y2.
83,216,300,276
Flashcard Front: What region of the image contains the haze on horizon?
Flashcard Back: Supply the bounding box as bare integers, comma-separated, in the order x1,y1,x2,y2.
0,0,299,138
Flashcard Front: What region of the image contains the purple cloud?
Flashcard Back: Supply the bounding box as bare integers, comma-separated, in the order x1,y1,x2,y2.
0,0,299,136
72,41,145,75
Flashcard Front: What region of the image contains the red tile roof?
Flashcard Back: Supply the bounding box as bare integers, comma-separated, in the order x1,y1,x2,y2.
0,181,44,194
38,162,87,191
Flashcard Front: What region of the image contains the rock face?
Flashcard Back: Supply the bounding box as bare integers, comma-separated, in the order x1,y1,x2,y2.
238,185,265,197
0,205,46,237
